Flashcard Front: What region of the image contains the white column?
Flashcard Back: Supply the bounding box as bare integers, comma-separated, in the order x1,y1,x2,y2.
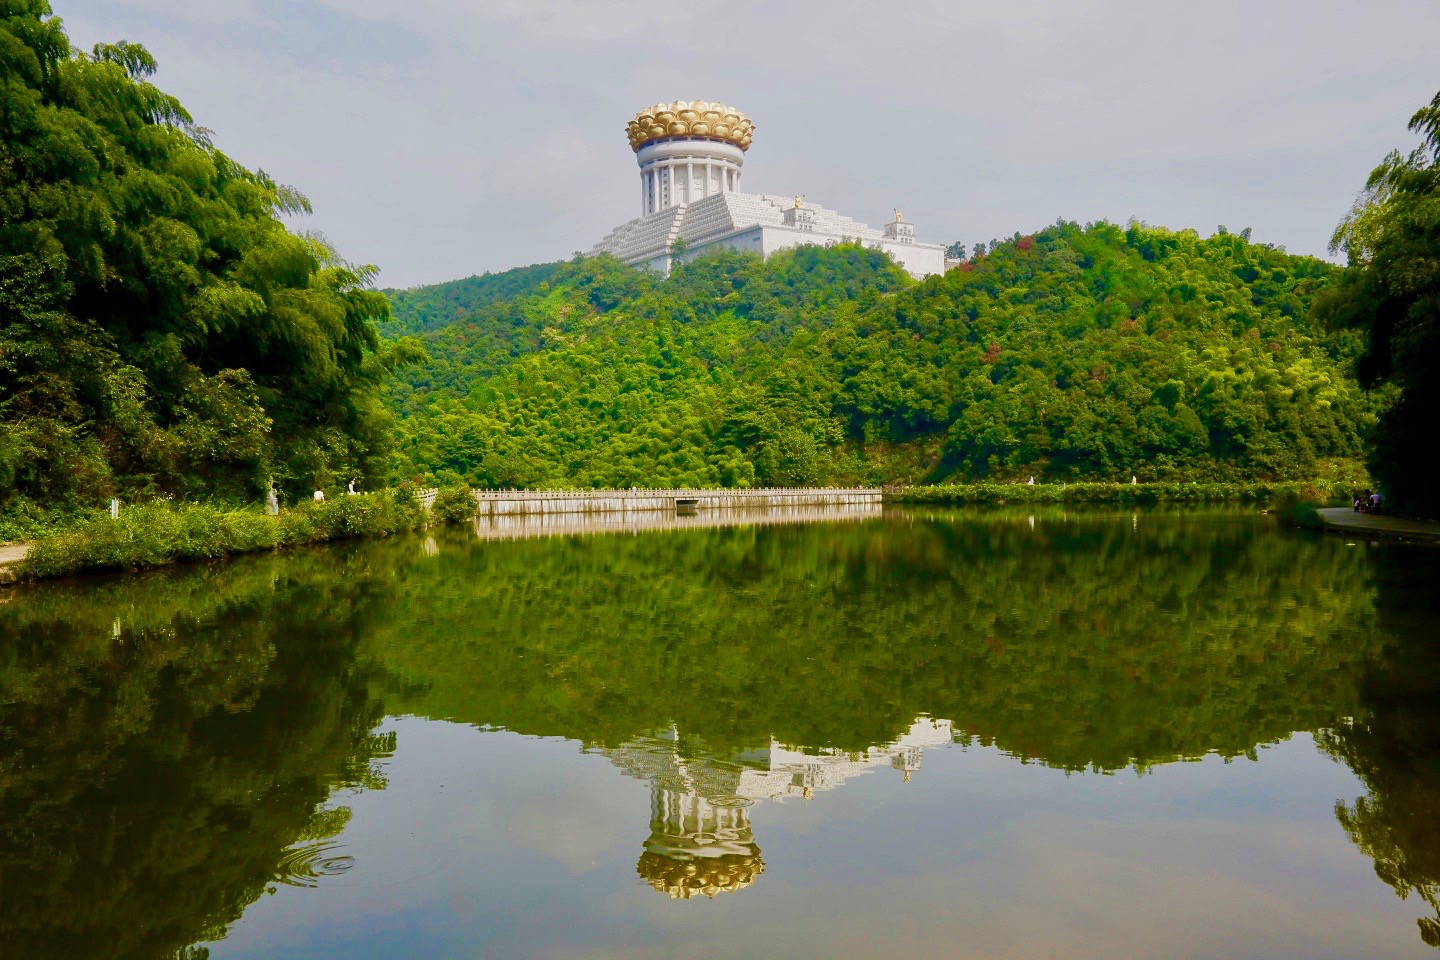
641,171,648,215
686,162,694,205
649,169,657,214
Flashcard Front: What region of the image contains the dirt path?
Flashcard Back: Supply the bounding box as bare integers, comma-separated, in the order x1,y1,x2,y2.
1316,508,1440,542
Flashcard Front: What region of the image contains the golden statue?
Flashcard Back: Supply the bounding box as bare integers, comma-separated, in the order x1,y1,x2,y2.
894,209,904,223
794,195,805,210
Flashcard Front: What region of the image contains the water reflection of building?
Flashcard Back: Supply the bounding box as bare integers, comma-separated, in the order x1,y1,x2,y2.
600,717,953,899
637,791,764,899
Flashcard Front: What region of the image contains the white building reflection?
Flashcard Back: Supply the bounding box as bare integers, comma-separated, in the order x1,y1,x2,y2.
598,717,954,899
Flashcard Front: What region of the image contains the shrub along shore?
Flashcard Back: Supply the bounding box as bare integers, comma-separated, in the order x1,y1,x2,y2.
890,480,1328,505
15,490,429,581
4,480,1346,583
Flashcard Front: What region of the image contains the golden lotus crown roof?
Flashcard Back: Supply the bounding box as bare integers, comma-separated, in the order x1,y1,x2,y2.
637,850,765,899
627,100,754,153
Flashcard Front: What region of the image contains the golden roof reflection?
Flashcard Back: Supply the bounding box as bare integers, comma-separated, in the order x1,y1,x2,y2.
637,849,765,900
603,718,954,902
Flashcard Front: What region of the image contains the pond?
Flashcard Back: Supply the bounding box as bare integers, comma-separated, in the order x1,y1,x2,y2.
1,507,1437,959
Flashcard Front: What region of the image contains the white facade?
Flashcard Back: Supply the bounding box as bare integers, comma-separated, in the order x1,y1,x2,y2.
604,716,956,803
594,101,947,279
636,138,745,215
592,190,947,279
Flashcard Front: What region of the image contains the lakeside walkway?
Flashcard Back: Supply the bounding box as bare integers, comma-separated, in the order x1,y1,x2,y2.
0,543,31,583
1316,508,1440,543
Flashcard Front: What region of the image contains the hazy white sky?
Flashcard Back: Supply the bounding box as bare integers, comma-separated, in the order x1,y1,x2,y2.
59,0,1440,288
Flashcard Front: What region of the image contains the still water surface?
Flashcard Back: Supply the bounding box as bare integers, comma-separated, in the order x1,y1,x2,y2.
2,508,1438,958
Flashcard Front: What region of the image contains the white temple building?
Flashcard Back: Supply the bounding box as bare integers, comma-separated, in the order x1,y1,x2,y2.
591,100,947,278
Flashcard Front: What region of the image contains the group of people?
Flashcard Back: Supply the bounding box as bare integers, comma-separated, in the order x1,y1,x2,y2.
1352,489,1383,514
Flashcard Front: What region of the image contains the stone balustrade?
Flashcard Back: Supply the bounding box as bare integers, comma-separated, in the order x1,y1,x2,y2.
416,487,882,517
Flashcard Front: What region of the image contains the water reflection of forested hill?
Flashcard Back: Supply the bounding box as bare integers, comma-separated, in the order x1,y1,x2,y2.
365,511,1388,770
0,512,1436,955
0,558,397,960
1317,545,1440,949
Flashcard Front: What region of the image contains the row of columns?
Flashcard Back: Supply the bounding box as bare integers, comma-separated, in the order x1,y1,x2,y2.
642,161,740,215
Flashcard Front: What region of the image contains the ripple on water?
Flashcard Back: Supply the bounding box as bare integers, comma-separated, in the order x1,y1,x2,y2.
273,841,356,888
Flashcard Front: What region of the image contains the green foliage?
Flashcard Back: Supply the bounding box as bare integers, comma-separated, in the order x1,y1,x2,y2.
1318,89,1440,517
0,3,412,520
19,490,423,579
428,484,475,524
0,548,396,958
386,225,1377,490
1273,497,1325,530
378,261,562,338
894,480,1319,505
0,498,101,542
350,511,1386,767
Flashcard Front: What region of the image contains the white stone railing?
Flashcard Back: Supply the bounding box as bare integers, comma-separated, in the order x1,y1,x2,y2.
471,500,883,541
472,486,881,516
416,486,883,516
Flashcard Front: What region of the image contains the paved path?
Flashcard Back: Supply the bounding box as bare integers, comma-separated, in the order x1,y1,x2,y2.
0,543,30,583
1317,508,1440,542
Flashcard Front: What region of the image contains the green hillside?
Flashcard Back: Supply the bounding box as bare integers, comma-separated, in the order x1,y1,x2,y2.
378,260,562,338
387,222,1380,488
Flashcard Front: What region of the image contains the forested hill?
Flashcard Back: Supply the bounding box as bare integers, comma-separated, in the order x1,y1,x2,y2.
379,261,562,338
386,222,1380,489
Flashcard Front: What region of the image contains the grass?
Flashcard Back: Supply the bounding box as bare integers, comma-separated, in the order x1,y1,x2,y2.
18,489,425,580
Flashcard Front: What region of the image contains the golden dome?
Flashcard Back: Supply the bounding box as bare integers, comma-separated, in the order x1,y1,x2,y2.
626,100,755,153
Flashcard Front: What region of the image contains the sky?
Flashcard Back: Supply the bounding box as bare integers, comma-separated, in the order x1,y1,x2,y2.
58,0,1440,290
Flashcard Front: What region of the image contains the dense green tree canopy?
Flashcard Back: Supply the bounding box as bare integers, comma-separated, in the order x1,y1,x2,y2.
1318,88,1440,516
0,1,417,519
387,224,1377,489
378,261,561,339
